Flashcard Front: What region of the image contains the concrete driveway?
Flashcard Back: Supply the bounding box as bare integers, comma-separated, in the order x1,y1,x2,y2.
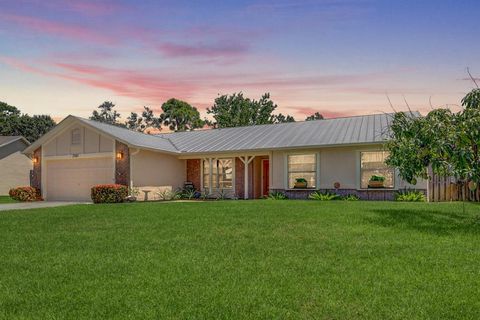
0,201,86,211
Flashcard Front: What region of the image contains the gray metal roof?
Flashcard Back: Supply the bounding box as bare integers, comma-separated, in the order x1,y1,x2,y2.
156,113,399,154
0,136,29,148
26,113,403,155
74,117,180,153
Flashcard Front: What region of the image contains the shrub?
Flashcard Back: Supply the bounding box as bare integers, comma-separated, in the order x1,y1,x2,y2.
265,191,288,200
309,191,340,201
342,194,360,201
394,190,426,202
215,189,231,200
181,188,197,200
9,186,38,202
156,189,181,201
91,184,128,204
370,175,386,182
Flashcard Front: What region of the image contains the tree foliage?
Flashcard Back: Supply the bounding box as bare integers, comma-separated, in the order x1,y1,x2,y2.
160,98,204,131
90,101,123,126
0,101,56,142
126,106,161,133
275,113,296,123
206,93,295,128
386,88,480,187
305,112,324,121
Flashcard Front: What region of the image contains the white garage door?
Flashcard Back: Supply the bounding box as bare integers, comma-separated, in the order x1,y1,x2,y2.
46,157,114,201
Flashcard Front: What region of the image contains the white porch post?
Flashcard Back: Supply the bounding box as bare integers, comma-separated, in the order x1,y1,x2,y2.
240,155,255,199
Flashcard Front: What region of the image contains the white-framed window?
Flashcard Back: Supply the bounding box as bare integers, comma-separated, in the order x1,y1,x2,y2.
71,128,81,145
287,153,317,189
203,158,234,189
360,151,395,189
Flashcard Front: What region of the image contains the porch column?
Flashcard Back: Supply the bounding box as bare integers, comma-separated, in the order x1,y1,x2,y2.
239,155,255,199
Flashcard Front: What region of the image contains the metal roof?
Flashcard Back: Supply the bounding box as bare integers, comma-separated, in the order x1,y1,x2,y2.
24,113,407,155
157,113,398,154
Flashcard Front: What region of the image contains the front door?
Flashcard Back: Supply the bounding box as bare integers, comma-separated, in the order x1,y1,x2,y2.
262,159,269,196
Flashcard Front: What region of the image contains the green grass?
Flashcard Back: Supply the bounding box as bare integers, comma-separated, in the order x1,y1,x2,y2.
0,196,16,204
0,201,479,319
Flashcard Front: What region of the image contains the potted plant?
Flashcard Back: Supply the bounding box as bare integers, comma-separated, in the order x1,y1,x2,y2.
368,175,385,188
294,178,308,188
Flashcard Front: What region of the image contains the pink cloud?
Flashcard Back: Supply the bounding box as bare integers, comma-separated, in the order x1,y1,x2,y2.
158,41,250,60
1,57,198,103
0,13,115,44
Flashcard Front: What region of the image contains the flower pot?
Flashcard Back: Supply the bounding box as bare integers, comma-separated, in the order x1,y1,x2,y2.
368,180,385,188
294,182,308,188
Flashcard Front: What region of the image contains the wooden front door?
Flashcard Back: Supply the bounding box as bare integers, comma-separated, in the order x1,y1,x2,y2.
262,159,269,196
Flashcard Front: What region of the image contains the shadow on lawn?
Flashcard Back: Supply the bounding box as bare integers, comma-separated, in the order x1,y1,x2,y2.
365,207,480,235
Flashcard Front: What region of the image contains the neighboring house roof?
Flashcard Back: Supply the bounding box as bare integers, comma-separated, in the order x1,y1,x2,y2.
0,136,30,149
0,136,30,160
24,112,412,155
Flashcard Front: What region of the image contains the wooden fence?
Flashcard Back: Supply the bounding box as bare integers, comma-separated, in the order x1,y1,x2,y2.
428,175,480,202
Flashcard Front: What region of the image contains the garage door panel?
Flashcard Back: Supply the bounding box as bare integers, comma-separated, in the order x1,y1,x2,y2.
46,157,114,201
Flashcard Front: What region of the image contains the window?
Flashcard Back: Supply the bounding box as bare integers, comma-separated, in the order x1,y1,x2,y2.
203,159,233,189
71,128,81,145
360,151,395,189
287,154,317,189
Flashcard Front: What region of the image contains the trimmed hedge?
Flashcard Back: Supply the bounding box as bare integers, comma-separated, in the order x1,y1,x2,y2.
91,184,128,204
9,187,38,202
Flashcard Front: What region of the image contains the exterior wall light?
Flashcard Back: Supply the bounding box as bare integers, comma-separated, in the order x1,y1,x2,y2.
116,152,124,160
33,156,39,164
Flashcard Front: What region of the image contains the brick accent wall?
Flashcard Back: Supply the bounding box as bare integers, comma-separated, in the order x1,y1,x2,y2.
186,159,201,191
235,157,254,199
115,141,130,186
31,147,42,193
270,188,427,200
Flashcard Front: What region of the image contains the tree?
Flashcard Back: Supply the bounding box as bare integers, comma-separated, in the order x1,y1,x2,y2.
90,101,123,126
160,98,204,131
0,101,56,142
305,112,324,121
385,88,480,192
206,92,295,128
126,106,161,133
275,113,296,123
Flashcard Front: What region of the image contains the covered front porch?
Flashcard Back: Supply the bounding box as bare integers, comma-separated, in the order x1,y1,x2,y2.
182,153,272,199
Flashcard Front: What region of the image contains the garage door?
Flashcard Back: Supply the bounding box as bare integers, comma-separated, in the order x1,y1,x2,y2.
46,157,114,201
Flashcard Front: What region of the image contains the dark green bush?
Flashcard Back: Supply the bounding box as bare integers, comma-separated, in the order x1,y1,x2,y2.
91,184,128,204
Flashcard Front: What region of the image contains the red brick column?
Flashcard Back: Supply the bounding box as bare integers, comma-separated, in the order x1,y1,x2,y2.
115,141,130,186
31,147,42,194
186,159,201,191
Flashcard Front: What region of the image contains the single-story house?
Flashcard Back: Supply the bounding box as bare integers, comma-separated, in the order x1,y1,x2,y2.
23,113,425,201
0,136,32,195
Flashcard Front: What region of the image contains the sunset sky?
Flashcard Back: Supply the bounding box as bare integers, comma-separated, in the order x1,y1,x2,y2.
1,0,479,122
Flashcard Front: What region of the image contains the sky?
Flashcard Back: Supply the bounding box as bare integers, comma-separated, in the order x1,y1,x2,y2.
0,0,479,122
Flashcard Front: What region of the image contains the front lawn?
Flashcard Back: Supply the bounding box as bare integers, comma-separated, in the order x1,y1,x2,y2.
0,196,16,204
0,201,479,319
